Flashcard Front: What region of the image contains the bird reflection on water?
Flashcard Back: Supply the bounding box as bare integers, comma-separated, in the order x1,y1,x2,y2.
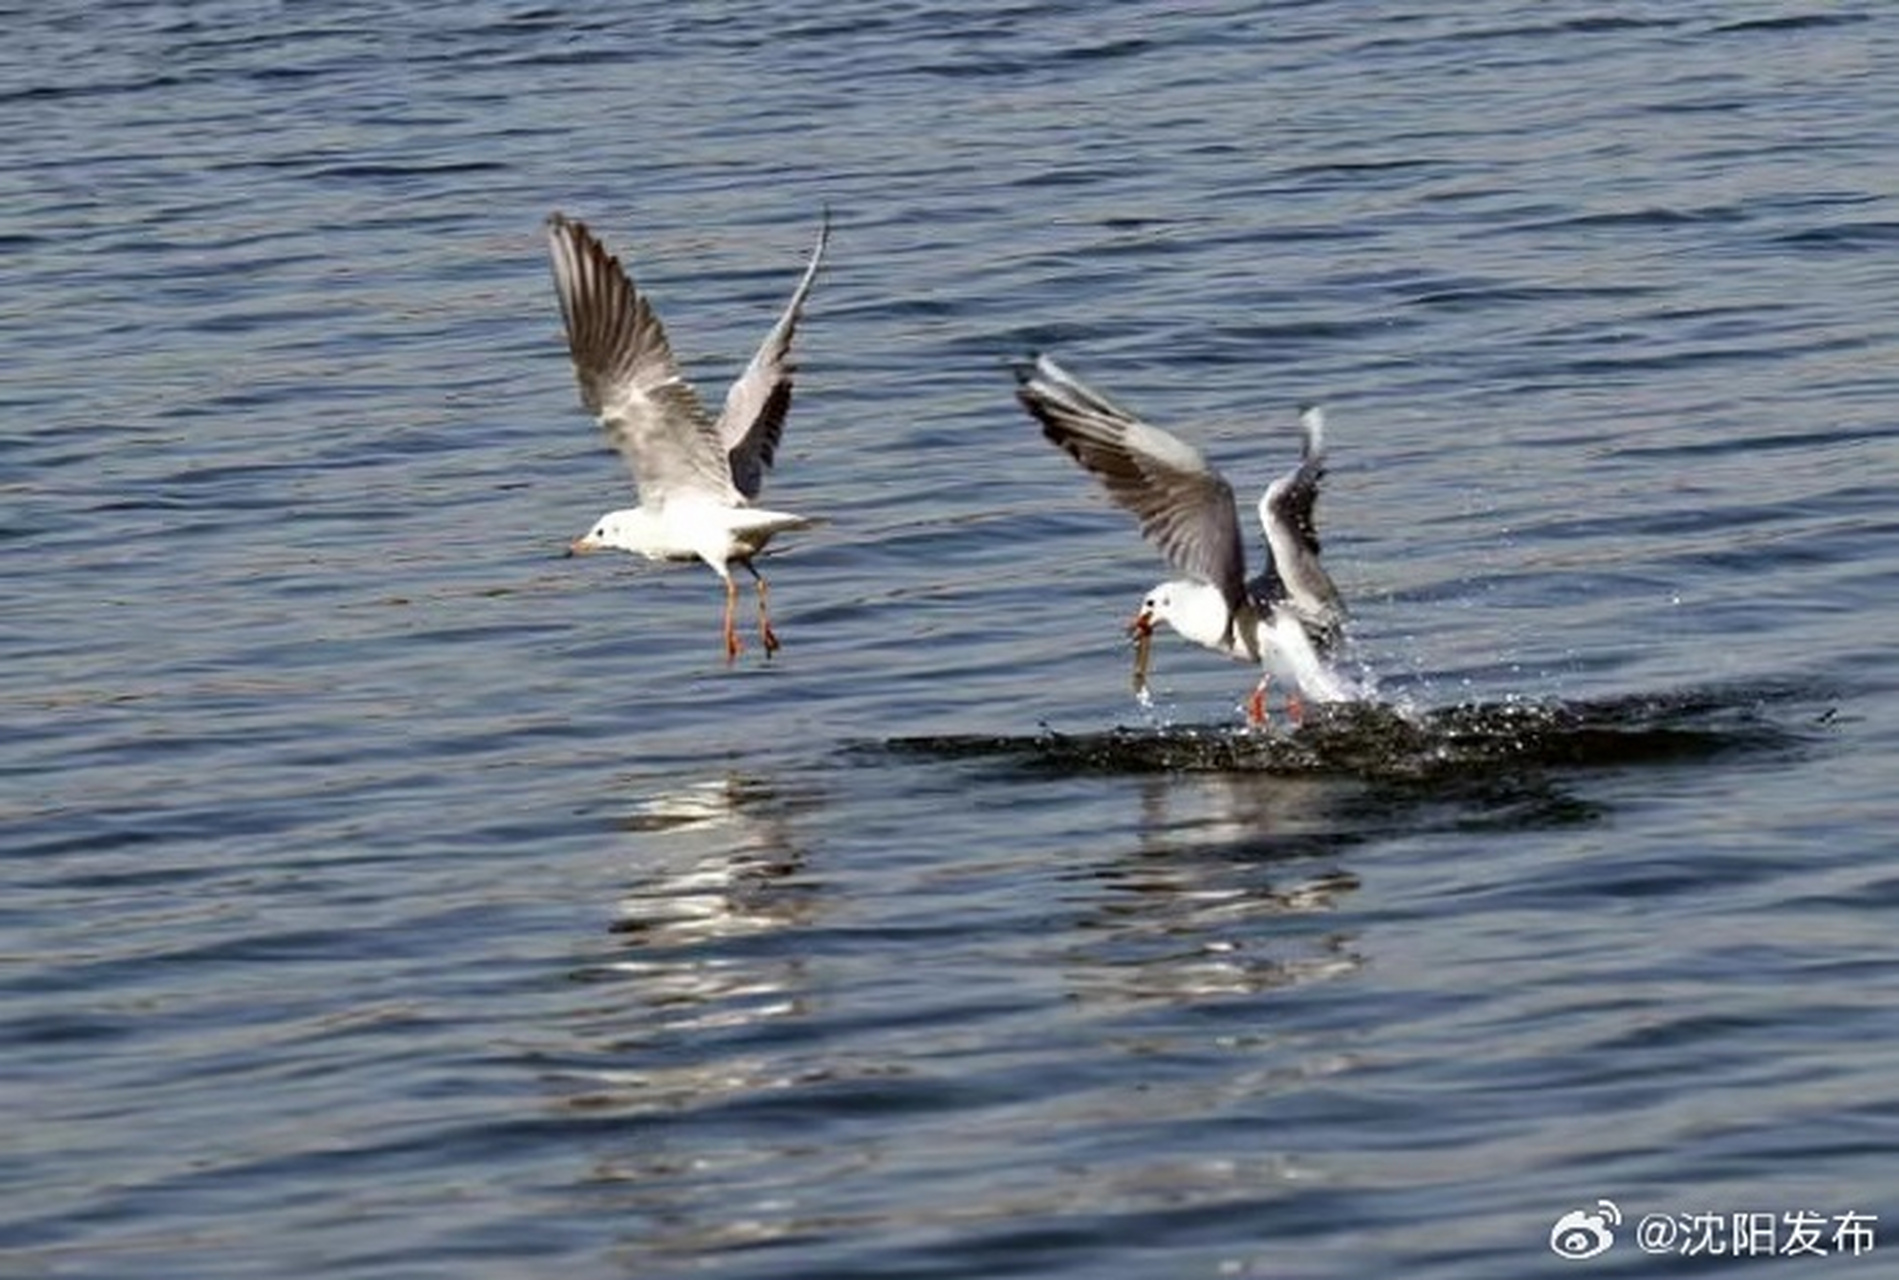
609,773,821,951
555,773,826,1114
1060,770,1369,1008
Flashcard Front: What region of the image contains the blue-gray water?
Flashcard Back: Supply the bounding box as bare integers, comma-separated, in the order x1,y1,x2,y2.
5,3,1898,1277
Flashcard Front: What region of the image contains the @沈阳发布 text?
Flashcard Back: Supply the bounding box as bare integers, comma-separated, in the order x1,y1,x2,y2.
1549,1202,1877,1260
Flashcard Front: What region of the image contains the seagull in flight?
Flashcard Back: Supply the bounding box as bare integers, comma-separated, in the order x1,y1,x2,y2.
546,211,828,661
1015,352,1354,726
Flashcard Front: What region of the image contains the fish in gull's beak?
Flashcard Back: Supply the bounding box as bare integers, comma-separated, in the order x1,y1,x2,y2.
1126,607,1155,696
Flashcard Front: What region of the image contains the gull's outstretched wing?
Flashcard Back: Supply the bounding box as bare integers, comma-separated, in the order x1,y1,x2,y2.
1016,353,1249,620
546,213,733,506
1259,404,1347,642
718,210,830,501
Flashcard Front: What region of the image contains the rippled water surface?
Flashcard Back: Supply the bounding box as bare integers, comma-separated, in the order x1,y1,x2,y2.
6,2,1898,1277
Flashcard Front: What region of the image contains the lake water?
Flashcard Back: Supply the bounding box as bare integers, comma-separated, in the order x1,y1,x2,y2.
5,2,1898,1277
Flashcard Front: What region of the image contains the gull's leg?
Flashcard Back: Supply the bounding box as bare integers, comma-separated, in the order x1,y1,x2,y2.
1287,689,1306,726
722,575,742,663
1246,676,1271,728
743,561,780,656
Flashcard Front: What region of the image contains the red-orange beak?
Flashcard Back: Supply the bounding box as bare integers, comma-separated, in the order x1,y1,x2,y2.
565,537,596,558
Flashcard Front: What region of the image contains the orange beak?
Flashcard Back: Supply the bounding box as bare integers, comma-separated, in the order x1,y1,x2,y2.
565,537,595,558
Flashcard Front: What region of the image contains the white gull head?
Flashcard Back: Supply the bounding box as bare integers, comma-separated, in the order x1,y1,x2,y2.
1133,579,1247,659
568,507,662,557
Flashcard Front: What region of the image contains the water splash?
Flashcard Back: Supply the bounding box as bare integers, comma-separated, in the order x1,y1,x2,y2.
881,681,1829,779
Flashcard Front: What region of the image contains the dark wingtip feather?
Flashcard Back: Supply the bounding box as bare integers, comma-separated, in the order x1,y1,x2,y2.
1016,393,1066,448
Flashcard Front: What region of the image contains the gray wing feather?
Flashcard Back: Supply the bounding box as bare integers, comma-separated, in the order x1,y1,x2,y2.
545,213,735,506
1015,354,1249,618
1259,404,1347,643
718,210,830,501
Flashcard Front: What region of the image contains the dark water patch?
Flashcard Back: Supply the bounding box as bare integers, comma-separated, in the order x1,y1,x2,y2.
1556,15,1673,34
0,1011,135,1049
1041,36,1155,65
1615,422,1889,462
472,7,571,33
1774,221,1899,251
879,685,1819,781
0,73,187,106
913,33,1156,82
1510,341,1792,383
184,306,355,337
1523,500,1795,543
1711,13,1872,35
306,159,511,181
1203,314,1409,355
1429,15,1681,47
1403,280,1655,312
1253,221,1384,245
9,787,321,867
1350,12,1677,60
1280,157,1446,181
1642,95,1753,117
1012,163,1149,190
1512,205,1752,234
494,39,652,71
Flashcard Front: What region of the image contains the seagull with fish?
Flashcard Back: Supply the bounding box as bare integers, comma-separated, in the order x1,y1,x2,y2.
1015,352,1355,726
545,210,829,661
